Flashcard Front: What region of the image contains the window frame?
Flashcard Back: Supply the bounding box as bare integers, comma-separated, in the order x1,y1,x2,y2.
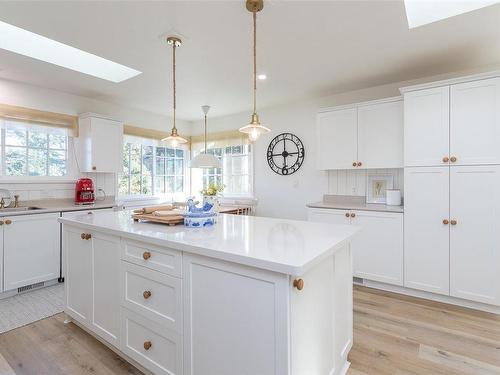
118,137,188,200
0,122,76,182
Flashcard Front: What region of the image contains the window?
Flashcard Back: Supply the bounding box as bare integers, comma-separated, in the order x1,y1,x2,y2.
193,144,252,197
118,137,186,197
0,121,69,177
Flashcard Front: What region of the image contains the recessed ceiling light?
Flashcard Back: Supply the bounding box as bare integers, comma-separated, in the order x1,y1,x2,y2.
258,74,267,80
404,0,500,29
0,20,141,82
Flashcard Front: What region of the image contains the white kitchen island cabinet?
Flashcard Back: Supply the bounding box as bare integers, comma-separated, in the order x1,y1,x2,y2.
60,211,359,375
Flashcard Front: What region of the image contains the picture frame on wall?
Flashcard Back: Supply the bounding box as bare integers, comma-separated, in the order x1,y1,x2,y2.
366,174,394,204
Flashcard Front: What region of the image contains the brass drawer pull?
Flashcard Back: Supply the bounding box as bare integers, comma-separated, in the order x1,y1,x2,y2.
85,233,92,240
350,213,356,218
450,219,457,225
5,219,12,225
357,162,362,167
143,341,152,351
345,213,350,218
143,251,151,260
143,290,152,299
0,220,4,226
352,162,357,167
81,233,86,240
293,278,304,291
450,156,457,163
442,156,449,163
442,219,449,225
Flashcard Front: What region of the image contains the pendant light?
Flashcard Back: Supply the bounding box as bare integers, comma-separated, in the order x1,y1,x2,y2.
161,36,188,147
190,105,221,169
239,0,270,142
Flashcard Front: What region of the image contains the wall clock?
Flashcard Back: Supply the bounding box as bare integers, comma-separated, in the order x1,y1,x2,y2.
267,133,305,175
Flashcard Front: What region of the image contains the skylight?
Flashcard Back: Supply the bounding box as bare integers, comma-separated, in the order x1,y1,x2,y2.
404,0,500,29
0,20,141,82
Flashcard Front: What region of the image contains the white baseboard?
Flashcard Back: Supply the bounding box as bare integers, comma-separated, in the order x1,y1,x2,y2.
358,279,500,315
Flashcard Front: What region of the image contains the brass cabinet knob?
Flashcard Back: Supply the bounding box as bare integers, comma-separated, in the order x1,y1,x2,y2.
143,251,151,260
143,341,152,351
92,166,97,171
293,278,304,291
442,219,449,225
5,219,12,225
143,290,152,299
350,213,356,218
442,156,449,163
81,233,86,240
85,233,92,240
345,213,350,218
0,220,4,226
450,219,457,225
450,156,457,163
357,162,362,167
352,162,357,167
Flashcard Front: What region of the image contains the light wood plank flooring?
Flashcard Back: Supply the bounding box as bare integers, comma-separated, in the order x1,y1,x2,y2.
0,285,498,374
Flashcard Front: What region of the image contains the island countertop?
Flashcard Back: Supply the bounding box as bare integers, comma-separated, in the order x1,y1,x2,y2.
59,210,359,275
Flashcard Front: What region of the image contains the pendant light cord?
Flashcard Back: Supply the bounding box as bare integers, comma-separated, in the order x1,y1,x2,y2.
204,114,207,153
253,10,257,114
172,42,177,132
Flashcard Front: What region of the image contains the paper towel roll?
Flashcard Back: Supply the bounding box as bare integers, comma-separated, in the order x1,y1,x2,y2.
386,189,402,206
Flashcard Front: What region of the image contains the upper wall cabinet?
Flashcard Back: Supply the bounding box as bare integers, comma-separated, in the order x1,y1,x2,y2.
78,113,124,173
317,98,403,170
402,75,500,167
403,87,450,167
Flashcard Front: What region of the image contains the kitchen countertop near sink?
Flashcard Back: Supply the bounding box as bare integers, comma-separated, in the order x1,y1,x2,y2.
307,195,404,213
0,197,118,217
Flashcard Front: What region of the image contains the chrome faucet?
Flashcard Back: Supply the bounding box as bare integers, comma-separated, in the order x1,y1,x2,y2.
13,195,19,208
0,198,5,209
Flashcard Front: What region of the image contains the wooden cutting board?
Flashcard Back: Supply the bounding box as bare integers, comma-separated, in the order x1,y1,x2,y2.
132,213,184,226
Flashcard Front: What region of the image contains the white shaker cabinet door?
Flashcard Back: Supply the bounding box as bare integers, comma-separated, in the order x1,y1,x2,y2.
183,254,289,375
450,166,500,306
317,108,358,170
91,232,121,347
450,77,500,165
404,167,450,295
4,213,60,290
357,100,403,169
64,226,92,324
90,118,123,173
404,87,449,167
0,222,3,292
350,211,404,286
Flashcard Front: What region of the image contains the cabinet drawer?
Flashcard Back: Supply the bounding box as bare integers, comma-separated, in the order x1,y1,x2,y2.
122,240,182,277
121,308,183,375
121,262,182,333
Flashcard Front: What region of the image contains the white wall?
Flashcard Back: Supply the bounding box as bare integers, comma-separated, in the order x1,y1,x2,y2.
0,78,190,201
191,67,500,220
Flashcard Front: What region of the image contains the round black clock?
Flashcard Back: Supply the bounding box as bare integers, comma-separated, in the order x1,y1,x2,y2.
267,133,305,175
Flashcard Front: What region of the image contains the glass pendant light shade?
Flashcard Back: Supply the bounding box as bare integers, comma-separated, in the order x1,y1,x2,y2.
161,128,188,148
239,112,270,142
190,105,221,169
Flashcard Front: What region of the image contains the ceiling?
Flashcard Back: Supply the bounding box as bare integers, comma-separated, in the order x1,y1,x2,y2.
0,1,499,121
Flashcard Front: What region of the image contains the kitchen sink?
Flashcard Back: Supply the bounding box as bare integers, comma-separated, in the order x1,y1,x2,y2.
0,206,43,213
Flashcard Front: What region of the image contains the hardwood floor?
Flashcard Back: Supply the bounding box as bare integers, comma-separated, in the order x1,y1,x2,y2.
0,286,498,374
349,285,500,375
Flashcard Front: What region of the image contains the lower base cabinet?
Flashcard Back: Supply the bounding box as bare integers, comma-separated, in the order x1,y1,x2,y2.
64,224,354,375
308,208,404,286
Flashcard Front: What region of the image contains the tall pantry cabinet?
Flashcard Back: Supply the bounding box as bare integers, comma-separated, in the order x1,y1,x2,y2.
402,75,500,306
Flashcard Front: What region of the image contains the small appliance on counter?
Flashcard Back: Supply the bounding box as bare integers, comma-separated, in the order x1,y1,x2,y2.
386,189,402,206
74,178,95,205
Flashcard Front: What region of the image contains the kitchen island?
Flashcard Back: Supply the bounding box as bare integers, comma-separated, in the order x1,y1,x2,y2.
59,210,359,375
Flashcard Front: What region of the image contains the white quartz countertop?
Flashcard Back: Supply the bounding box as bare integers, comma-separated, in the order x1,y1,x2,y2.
59,210,359,275
0,198,118,217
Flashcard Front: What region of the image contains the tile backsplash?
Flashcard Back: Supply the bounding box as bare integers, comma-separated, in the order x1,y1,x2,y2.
327,168,403,197
0,173,116,201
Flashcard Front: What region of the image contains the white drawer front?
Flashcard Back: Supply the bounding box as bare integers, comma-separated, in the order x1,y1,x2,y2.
121,308,183,375
122,262,182,333
122,240,182,277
